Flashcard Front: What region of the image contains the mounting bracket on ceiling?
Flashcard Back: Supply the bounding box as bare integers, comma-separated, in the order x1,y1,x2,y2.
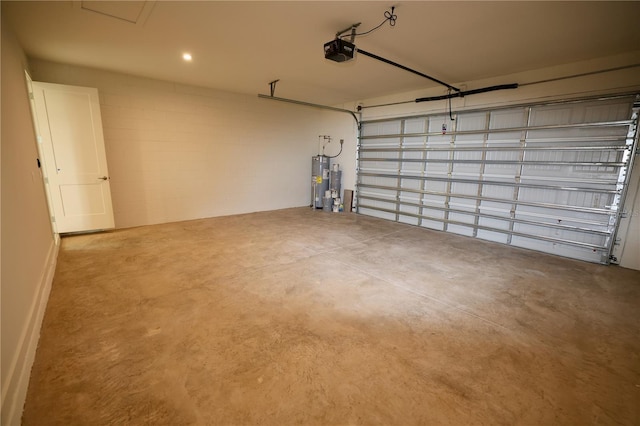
336,22,361,43
269,79,279,97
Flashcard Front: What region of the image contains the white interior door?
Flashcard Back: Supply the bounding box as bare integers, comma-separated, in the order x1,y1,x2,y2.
31,81,114,233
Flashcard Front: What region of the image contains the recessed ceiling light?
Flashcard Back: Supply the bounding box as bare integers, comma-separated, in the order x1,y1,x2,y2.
182,53,192,61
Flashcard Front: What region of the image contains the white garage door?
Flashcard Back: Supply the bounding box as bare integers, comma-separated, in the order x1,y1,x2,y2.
357,95,639,264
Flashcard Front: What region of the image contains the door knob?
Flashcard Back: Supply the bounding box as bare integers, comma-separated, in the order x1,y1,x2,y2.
98,176,109,181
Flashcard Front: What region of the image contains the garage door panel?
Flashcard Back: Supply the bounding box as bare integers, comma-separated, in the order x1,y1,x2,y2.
426,139,451,147
399,202,420,213
452,163,482,176
368,176,398,187
399,194,420,205
449,197,476,210
358,95,637,264
478,201,512,217
516,188,568,204
426,162,451,175
422,194,447,206
482,171,519,182
512,221,605,243
401,163,423,174
361,122,402,137
369,197,395,209
453,149,483,159
514,204,609,226
404,118,427,133
403,136,424,146
457,112,487,131
359,207,396,221
481,185,515,199
399,204,420,215
529,105,573,126
359,187,395,198
450,182,479,196
510,236,603,263
448,210,476,223
399,180,421,191
490,110,527,129
420,218,445,231
528,127,628,142
486,149,520,163
361,138,401,149
421,180,446,192
584,103,631,122
402,150,423,160
488,133,522,144
477,229,510,244
398,215,420,226
447,223,475,237
478,216,511,230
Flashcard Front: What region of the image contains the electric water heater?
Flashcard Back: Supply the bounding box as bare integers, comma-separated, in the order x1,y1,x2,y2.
311,155,330,208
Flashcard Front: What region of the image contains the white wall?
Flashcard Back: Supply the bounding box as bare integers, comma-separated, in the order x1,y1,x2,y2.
29,59,354,229
1,19,59,425
356,50,640,269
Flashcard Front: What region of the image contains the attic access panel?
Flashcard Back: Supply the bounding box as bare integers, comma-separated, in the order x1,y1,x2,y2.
356,95,638,264
76,1,155,25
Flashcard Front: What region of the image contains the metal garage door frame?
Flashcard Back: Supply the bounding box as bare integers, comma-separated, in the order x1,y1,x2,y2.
356,94,639,264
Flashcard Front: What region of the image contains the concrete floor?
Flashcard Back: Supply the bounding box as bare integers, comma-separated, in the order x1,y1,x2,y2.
23,208,640,425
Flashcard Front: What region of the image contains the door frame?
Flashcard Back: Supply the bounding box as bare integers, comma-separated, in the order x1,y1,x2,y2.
26,75,115,234
25,70,58,237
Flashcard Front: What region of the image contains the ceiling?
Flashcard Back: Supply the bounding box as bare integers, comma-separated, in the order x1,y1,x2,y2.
3,1,640,105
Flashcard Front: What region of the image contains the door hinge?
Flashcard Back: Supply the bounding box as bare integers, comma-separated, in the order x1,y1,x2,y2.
29,92,34,100
44,177,49,184
36,136,43,144
51,216,56,223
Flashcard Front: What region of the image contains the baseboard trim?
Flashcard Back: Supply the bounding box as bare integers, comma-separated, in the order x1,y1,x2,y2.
1,237,59,426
